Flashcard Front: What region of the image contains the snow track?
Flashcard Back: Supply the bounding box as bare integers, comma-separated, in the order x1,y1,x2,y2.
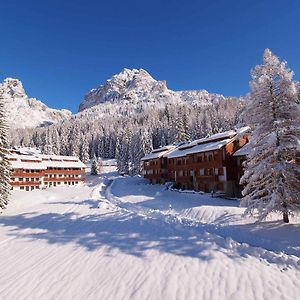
0,171,300,300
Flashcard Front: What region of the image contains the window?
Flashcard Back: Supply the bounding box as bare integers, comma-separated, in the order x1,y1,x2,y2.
20,186,24,190
26,178,29,182
199,169,205,176
208,155,213,161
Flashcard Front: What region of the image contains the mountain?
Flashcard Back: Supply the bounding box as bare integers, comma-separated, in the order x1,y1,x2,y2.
78,68,235,112
0,78,72,129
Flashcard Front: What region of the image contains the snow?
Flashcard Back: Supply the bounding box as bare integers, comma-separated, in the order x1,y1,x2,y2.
233,143,251,156
78,68,243,113
141,145,176,161
7,153,86,169
0,78,71,129
0,168,299,299
166,139,232,158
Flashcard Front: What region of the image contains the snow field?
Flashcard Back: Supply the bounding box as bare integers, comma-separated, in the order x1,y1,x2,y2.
0,170,299,300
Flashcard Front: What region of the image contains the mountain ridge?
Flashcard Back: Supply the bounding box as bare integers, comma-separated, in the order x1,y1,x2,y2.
0,78,72,129
78,68,241,112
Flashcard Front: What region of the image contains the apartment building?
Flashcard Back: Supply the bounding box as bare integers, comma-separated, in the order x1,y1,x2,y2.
141,127,250,197
7,151,86,191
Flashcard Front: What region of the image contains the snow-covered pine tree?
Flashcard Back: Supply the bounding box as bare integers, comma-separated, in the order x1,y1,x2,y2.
175,105,190,143
91,155,99,175
115,129,130,174
80,137,90,163
43,128,54,155
51,129,61,155
241,49,300,223
0,95,10,208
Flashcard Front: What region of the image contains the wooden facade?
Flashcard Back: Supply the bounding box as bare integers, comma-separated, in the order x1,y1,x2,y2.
142,128,250,197
141,146,176,184
8,152,86,191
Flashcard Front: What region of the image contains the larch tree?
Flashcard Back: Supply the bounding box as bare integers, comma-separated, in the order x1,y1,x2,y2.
0,94,10,209
241,49,300,223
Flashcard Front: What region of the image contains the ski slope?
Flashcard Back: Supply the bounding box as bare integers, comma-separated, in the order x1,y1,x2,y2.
0,169,299,300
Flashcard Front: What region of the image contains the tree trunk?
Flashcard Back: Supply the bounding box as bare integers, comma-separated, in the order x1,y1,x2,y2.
283,202,289,223
283,211,289,223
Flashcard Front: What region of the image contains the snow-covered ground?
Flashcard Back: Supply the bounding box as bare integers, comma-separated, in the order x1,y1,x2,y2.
0,168,300,300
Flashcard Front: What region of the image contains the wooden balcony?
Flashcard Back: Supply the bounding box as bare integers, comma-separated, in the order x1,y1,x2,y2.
11,172,44,177
44,177,85,182
176,176,193,183
10,181,41,186
44,169,85,175
195,175,218,181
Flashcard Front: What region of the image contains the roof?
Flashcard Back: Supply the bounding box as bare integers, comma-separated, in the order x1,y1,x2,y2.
141,145,176,161
166,138,232,159
152,145,175,153
141,126,251,161
233,143,251,157
7,152,86,170
9,160,47,170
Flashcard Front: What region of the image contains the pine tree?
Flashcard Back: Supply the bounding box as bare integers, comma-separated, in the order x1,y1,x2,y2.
241,49,300,223
175,105,190,143
80,137,90,163
0,95,10,208
91,155,99,175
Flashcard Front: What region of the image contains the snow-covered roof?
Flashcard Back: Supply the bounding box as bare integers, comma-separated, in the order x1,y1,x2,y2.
9,147,42,155
141,146,176,161
233,143,251,157
9,161,47,170
166,139,232,158
7,154,42,161
236,126,251,135
152,145,175,153
186,138,232,155
7,152,86,170
39,154,79,161
7,154,47,170
204,130,236,143
44,160,87,168
141,127,251,161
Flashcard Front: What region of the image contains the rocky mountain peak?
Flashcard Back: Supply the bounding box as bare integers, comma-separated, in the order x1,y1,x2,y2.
78,68,170,112
0,78,71,129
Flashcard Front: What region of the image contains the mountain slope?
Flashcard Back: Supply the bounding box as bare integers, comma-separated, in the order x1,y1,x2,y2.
0,78,72,129
79,68,238,112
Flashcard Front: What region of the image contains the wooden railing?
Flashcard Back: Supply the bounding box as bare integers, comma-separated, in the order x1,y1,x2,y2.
44,170,85,175
10,181,41,186
44,177,85,182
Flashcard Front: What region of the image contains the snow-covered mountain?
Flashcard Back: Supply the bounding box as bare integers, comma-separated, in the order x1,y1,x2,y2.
0,78,72,129
79,68,236,112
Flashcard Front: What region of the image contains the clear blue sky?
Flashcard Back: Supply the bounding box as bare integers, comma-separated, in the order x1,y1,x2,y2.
1,0,299,112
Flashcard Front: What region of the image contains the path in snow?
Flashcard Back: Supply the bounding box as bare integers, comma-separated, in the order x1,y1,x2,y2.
0,171,299,300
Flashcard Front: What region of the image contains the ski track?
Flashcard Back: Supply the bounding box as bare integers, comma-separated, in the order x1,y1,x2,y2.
0,171,300,300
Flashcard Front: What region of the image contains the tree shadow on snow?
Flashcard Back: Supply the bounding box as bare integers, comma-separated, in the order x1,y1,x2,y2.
0,206,236,261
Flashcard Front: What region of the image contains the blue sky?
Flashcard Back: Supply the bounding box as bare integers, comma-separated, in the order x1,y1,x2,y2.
1,0,299,112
